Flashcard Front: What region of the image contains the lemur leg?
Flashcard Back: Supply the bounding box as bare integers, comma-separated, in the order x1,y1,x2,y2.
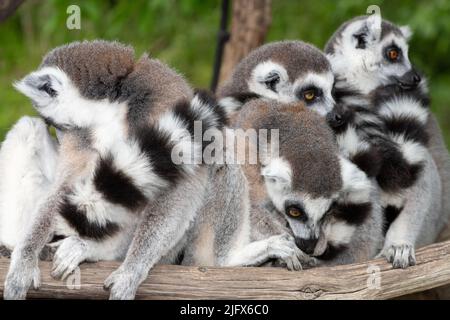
0,116,58,249
380,154,439,268
4,186,66,300
104,172,208,300
51,224,135,280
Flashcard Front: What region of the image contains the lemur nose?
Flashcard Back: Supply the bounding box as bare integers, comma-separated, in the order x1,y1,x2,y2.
326,109,344,128
412,72,421,84
295,237,318,255
399,69,421,88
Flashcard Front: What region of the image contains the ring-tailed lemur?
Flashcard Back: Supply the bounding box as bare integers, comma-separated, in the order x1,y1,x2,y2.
325,15,449,268
218,41,384,265
1,41,232,298
234,99,383,266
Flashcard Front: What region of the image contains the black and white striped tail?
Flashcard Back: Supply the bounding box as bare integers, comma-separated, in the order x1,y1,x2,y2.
374,91,430,193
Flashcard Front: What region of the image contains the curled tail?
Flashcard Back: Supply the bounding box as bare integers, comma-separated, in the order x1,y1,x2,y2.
375,94,430,192
133,90,229,188
330,96,430,194
218,92,261,117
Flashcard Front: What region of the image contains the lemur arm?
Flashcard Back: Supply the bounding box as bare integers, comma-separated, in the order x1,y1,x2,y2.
104,173,207,300
3,132,88,300
3,186,66,299
223,233,315,270
381,153,439,268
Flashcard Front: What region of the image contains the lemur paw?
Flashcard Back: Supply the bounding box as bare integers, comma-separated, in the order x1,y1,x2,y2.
268,234,315,271
51,236,88,280
104,266,146,300
4,253,41,300
380,243,416,269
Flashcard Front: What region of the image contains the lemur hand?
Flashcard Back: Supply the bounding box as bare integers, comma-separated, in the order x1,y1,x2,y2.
268,233,317,271
4,249,41,300
51,236,88,280
104,263,148,300
378,242,416,269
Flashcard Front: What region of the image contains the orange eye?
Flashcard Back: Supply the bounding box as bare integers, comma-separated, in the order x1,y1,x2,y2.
388,48,400,61
303,90,315,101
287,207,303,218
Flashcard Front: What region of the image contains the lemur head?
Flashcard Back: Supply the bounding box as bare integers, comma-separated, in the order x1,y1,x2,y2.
13,41,136,130
14,40,191,131
237,100,373,257
219,41,335,117
325,15,421,95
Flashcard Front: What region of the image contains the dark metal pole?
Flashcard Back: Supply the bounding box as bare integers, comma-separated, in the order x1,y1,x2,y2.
210,0,230,92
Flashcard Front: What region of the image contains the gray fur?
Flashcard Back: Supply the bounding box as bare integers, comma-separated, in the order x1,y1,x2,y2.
235,99,342,197
428,115,450,241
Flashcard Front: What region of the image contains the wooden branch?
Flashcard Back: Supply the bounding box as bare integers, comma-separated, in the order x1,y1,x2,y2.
218,0,272,85
1,240,450,299
0,0,25,23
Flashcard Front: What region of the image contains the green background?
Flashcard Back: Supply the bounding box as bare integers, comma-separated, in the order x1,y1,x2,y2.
1,0,450,145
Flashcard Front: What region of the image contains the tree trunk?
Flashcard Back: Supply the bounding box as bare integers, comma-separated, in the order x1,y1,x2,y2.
218,0,272,86
0,0,25,23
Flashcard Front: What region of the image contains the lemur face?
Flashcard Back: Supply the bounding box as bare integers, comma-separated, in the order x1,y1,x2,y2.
248,60,335,116
325,16,421,94
262,156,373,257
14,41,136,131
15,66,123,131
219,41,335,117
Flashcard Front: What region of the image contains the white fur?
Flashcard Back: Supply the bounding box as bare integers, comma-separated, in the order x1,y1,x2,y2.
378,97,428,124
248,61,294,103
400,25,413,40
261,157,293,211
302,196,334,224
0,117,58,249
399,140,428,166
339,156,372,204
292,72,335,116
325,221,356,246
158,112,201,172
336,125,370,157
218,97,242,114
190,95,220,127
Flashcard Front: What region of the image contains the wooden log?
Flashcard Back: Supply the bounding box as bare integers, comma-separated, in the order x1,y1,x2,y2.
218,0,272,86
1,240,450,299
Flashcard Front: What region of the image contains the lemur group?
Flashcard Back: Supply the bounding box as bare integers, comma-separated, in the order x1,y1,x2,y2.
0,14,449,300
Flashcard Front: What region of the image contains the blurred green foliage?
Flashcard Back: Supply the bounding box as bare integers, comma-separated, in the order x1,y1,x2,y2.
1,0,450,145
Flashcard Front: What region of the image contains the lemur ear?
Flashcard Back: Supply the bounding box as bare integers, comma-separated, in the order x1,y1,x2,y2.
339,157,372,204
261,157,292,190
400,25,413,40
365,14,382,43
14,68,61,104
250,60,289,95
